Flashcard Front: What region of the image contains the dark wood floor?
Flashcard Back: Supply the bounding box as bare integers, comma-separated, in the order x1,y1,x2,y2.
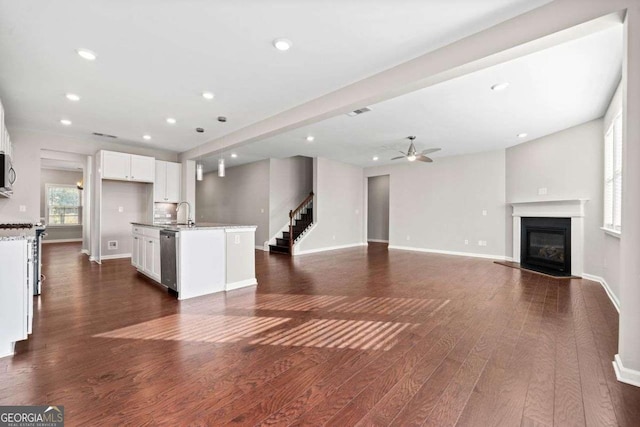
1,242,639,426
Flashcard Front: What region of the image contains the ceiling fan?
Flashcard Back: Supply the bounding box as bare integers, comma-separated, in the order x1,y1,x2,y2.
391,136,440,162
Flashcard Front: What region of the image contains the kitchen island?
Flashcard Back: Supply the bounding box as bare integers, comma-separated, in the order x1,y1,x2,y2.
131,222,257,300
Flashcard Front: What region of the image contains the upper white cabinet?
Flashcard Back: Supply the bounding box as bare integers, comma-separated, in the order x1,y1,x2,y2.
0,99,13,158
154,160,182,203
101,151,155,182
130,155,155,182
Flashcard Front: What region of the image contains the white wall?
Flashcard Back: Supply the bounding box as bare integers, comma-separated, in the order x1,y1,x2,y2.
101,181,150,257
506,119,605,277
367,175,389,242
40,168,83,241
268,156,313,239
365,149,506,258
196,159,270,247
295,157,364,253
0,128,177,224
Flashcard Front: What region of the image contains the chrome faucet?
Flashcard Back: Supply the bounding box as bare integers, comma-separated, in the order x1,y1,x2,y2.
176,202,194,226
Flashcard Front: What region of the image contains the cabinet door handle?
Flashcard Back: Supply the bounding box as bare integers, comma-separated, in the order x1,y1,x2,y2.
134,237,138,240
149,240,153,243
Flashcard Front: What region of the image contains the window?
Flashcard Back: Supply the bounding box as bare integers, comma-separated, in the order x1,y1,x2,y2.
604,113,622,233
46,184,82,226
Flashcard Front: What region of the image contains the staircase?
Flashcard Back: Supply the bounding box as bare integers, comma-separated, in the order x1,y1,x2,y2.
269,192,314,255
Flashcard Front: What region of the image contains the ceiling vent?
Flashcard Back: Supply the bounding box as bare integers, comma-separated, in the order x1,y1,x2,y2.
92,132,118,139
346,107,372,117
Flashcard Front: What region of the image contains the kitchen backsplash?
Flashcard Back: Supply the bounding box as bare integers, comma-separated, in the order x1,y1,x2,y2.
153,202,177,224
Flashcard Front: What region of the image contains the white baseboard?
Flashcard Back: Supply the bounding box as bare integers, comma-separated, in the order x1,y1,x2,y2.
368,239,389,243
388,245,508,261
294,242,367,256
255,245,268,251
226,278,258,291
100,253,131,260
89,256,101,264
581,273,620,313
42,238,82,244
81,249,89,255
613,354,640,388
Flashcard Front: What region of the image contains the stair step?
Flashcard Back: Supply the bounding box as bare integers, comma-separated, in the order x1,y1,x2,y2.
282,231,290,239
276,238,289,247
269,244,290,255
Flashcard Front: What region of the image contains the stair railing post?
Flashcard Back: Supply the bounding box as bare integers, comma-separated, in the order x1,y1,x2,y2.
289,209,294,251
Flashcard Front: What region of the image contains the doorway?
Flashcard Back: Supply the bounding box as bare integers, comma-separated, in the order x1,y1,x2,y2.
40,150,90,254
367,175,390,243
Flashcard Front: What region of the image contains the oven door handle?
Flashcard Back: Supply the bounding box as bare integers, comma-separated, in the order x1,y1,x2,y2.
8,167,16,185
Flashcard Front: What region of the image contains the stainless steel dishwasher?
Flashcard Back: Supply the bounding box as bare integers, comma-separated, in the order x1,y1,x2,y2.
160,229,178,292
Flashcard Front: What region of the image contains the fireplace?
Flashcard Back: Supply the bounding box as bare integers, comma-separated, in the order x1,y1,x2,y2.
520,217,571,276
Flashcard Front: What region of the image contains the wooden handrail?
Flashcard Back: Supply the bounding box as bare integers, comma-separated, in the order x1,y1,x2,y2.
289,192,314,251
289,192,314,219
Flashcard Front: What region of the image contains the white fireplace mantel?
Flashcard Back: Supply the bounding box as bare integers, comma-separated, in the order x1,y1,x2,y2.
510,199,589,276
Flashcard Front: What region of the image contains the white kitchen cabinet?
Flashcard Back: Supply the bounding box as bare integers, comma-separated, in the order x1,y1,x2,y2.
154,160,182,203
130,155,155,182
142,236,161,282
131,234,142,268
0,239,29,358
102,151,131,180
131,226,161,282
101,151,155,183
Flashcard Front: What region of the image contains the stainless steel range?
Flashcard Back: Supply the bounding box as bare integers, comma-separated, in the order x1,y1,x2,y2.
0,223,46,295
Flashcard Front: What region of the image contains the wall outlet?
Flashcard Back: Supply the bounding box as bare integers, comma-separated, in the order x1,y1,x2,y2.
260,208,264,213
355,209,359,215
464,239,469,245
478,240,487,246
538,187,548,196
406,235,411,241
482,210,487,216
234,235,240,244
108,240,118,250
19,205,26,212
332,235,336,240
118,206,124,213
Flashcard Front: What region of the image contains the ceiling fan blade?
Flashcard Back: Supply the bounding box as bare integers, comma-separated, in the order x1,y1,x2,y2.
420,148,441,155
416,155,433,163
391,156,406,160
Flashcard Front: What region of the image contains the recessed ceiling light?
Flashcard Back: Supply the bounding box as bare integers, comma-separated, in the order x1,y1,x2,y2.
490,82,509,91
60,119,72,126
202,91,214,100
76,48,97,61
65,93,80,101
306,136,315,142
143,134,152,140
372,156,379,161
273,38,292,51
166,118,176,124
231,153,238,158
517,133,528,138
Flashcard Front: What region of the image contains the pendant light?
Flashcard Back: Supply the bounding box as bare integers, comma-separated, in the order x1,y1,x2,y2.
196,162,203,181
218,158,225,177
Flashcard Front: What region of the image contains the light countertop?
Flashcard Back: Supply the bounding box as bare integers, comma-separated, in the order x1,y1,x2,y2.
0,229,36,241
131,222,257,231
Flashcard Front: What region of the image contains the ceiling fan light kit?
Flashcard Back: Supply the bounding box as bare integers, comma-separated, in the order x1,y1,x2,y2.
391,136,440,163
